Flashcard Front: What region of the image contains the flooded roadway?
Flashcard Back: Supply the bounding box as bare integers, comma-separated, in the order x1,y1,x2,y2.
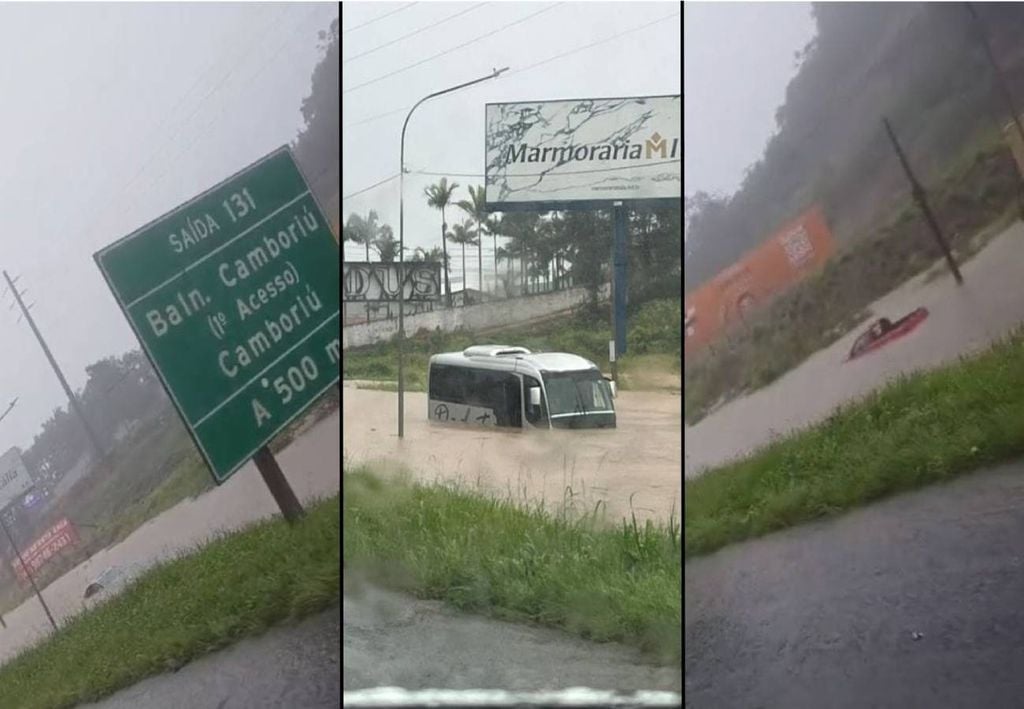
686,221,1024,477
0,410,340,669
342,385,682,526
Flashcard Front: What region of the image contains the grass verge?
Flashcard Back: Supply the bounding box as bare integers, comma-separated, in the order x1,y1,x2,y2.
0,494,340,709
343,467,681,664
685,329,1024,559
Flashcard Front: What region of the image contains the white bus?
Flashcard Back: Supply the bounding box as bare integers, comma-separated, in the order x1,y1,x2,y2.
427,345,617,430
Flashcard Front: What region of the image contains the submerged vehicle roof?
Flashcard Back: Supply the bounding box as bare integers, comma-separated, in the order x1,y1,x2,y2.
429,345,601,374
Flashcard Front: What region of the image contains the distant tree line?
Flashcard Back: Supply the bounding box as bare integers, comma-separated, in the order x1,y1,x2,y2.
23,350,169,482
344,182,681,313
685,2,1024,292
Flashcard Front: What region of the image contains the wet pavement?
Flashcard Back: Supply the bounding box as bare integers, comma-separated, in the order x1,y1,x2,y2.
686,221,1024,477
344,579,681,694
79,606,340,709
685,460,1024,708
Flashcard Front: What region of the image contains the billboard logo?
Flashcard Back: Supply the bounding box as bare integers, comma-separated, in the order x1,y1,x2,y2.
645,132,668,159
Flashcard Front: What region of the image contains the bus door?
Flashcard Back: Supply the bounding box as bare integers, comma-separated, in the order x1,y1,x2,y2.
521,374,550,429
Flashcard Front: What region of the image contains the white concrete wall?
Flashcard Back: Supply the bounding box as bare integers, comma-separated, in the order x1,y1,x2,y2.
343,285,608,349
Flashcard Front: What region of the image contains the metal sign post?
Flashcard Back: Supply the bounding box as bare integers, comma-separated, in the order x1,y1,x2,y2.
612,203,630,358
0,513,57,631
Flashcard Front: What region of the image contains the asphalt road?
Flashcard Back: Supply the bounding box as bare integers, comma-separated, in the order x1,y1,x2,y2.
78,606,340,709
344,579,682,695
685,461,1024,708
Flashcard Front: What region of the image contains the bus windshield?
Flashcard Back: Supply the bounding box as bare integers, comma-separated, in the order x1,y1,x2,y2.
541,370,615,428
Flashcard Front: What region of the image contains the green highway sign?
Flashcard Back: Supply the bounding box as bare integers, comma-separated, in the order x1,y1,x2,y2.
95,147,340,483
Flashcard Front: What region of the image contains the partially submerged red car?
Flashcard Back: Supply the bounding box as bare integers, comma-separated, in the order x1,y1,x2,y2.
847,307,929,361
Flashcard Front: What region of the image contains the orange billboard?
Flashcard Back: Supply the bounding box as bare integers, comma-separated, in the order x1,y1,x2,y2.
684,206,835,356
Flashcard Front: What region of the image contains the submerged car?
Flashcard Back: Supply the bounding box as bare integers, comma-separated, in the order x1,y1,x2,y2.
847,307,929,361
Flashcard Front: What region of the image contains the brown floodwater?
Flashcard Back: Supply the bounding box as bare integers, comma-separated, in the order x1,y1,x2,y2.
342,385,682,526
686,222,1024,477
0,410,340,667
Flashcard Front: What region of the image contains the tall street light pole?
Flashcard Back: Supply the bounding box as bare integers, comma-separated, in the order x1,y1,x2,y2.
397,67,508,439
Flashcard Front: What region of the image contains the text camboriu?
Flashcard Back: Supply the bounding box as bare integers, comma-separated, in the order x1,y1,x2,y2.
145,202,325,380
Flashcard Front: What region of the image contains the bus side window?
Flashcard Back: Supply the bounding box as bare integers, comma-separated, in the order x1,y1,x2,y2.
429,364,463,404
522,375,547,427
499,374,522,428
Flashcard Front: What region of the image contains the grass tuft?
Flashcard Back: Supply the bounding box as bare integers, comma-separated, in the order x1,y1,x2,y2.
686,327,1024,558
0,495,340,709
343,467,681,664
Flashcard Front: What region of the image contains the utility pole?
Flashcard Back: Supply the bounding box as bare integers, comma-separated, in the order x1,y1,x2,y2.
2,271,104,460
883,118,964,285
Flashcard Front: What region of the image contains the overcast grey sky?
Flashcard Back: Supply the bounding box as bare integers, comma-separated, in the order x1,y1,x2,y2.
341,1,681,284
684,1,815,198
0,2,337,453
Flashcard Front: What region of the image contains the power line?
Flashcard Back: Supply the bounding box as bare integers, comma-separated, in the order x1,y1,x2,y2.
339,159,679,205
341,7,678,129
411,160,681,179
509,8,679,78
344,105,410,129
343,3,563,95
343,3,486,64
343,2,417,35
343,173,402,201
80,5,320,242
136,6,328,196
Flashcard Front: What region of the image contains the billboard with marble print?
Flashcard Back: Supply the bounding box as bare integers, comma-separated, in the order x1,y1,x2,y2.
484,95,680,209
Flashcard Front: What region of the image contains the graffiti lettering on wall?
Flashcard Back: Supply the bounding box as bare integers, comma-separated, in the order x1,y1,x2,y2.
343,262,442,303
429,401,497,427
12,517,79,583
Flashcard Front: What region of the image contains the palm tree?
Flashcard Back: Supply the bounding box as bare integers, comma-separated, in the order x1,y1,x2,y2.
500,212,540,295
343,210,380,262
373,224,400,263
448,220,478,304
343,210,380,321
457,185,491,294
424,178,459,307
411,246,448,312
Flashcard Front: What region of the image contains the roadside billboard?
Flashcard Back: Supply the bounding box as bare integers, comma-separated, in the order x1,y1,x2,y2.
12,517,79,583
485,95,680,211
0,448,32,512
684,206,835,355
